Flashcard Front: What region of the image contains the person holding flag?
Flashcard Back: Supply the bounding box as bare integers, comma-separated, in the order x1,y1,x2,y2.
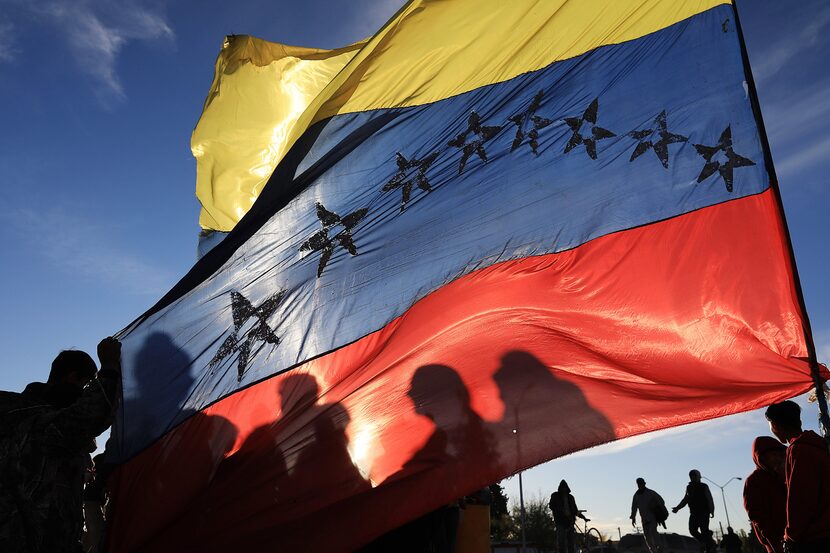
766,401,830,552
0,338,121,553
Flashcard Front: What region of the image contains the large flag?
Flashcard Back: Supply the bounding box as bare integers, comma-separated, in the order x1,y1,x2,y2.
106,1,824,551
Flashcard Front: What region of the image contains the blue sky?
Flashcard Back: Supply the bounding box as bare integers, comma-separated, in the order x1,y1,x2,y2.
0,0,828,541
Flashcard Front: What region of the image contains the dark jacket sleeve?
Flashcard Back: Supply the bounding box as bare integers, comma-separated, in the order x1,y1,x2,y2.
51,370,119,442
704,484,715,515
744,473,781,553
675,487,689,510
785,440,824,542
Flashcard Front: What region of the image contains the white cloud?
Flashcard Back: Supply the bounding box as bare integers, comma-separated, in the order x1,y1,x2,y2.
0,19,18,62
759,83,830,179
26,0,173,103
765,85,830,144
751,8,830,84
6,205,175,296
775,133,830,179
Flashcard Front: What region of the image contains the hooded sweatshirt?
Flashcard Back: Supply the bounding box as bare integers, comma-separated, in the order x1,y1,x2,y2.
784,430,830,543
549,480,580,526
743,437,786,553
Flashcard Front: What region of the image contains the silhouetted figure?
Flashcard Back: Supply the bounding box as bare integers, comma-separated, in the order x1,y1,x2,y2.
104,332,237,551
720,526,743,553
364,364,498,553
631,477,666,553
766,401,830,552
209,373,323,497
743,436,787,553
672,469,715,553
82,452,113,553
0,338,121,553
165,371,370,552
490,352,613,553
121,331,198,448
549,480,587,553
277,373,370,516
492,351,616,475
409,364,503,552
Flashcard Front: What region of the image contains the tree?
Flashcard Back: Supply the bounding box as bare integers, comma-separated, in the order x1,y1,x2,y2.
489,481,513,540
510,495,557,552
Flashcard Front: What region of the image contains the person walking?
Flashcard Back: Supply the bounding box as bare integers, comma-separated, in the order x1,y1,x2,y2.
766,401,830,553
744,436,787,553
630,477,667,553
549,480,588,553
672,469,715,553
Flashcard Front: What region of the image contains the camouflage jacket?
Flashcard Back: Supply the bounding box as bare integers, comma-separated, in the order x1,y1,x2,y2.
0,370,118,553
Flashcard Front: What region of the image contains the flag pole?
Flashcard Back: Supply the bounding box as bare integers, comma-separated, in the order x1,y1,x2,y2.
730,0,830,440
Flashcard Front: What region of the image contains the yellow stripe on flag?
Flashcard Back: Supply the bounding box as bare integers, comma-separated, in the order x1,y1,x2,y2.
194,0,729,232
192,35,363,231
313,0,730,119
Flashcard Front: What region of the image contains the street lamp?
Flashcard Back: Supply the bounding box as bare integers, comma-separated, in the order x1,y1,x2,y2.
702,476,742,529
518,470,527,553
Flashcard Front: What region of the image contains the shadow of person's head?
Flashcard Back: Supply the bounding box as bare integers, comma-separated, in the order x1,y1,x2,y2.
278,372,320,418
408,364,471,427
133,332,194,393
493,350,615,469
118,332,197,458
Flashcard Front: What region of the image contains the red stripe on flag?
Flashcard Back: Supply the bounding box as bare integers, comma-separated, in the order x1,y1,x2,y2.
107,189,818,552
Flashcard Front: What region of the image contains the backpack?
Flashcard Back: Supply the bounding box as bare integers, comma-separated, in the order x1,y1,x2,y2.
654,503,669,524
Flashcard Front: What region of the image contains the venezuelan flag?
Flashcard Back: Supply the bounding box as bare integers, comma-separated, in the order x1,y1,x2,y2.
106,1,823,551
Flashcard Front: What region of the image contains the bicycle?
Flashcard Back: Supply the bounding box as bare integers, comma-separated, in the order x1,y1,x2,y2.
573,510,604,553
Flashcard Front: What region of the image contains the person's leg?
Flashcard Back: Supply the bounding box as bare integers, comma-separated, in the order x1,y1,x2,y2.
653,525,664,553
642,521,655,553
698,515,714,552
688,515,701,541
645,521,662,553
566,526,576,553
556,524,568,553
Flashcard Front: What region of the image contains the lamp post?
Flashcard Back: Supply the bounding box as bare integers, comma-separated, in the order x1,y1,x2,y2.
518,470,527,553
702,476,742,529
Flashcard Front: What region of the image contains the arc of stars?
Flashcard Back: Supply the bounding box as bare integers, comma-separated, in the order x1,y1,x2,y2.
382,151,440,212
300,202,368,277
508,90,554,155
693,126,755,192
564,98,616,160
628,111,688,169
447,111,503,174
209,289,285,382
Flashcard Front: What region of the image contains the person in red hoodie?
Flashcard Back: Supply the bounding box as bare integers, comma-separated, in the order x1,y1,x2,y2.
744,436,787,553
765,400,830,553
